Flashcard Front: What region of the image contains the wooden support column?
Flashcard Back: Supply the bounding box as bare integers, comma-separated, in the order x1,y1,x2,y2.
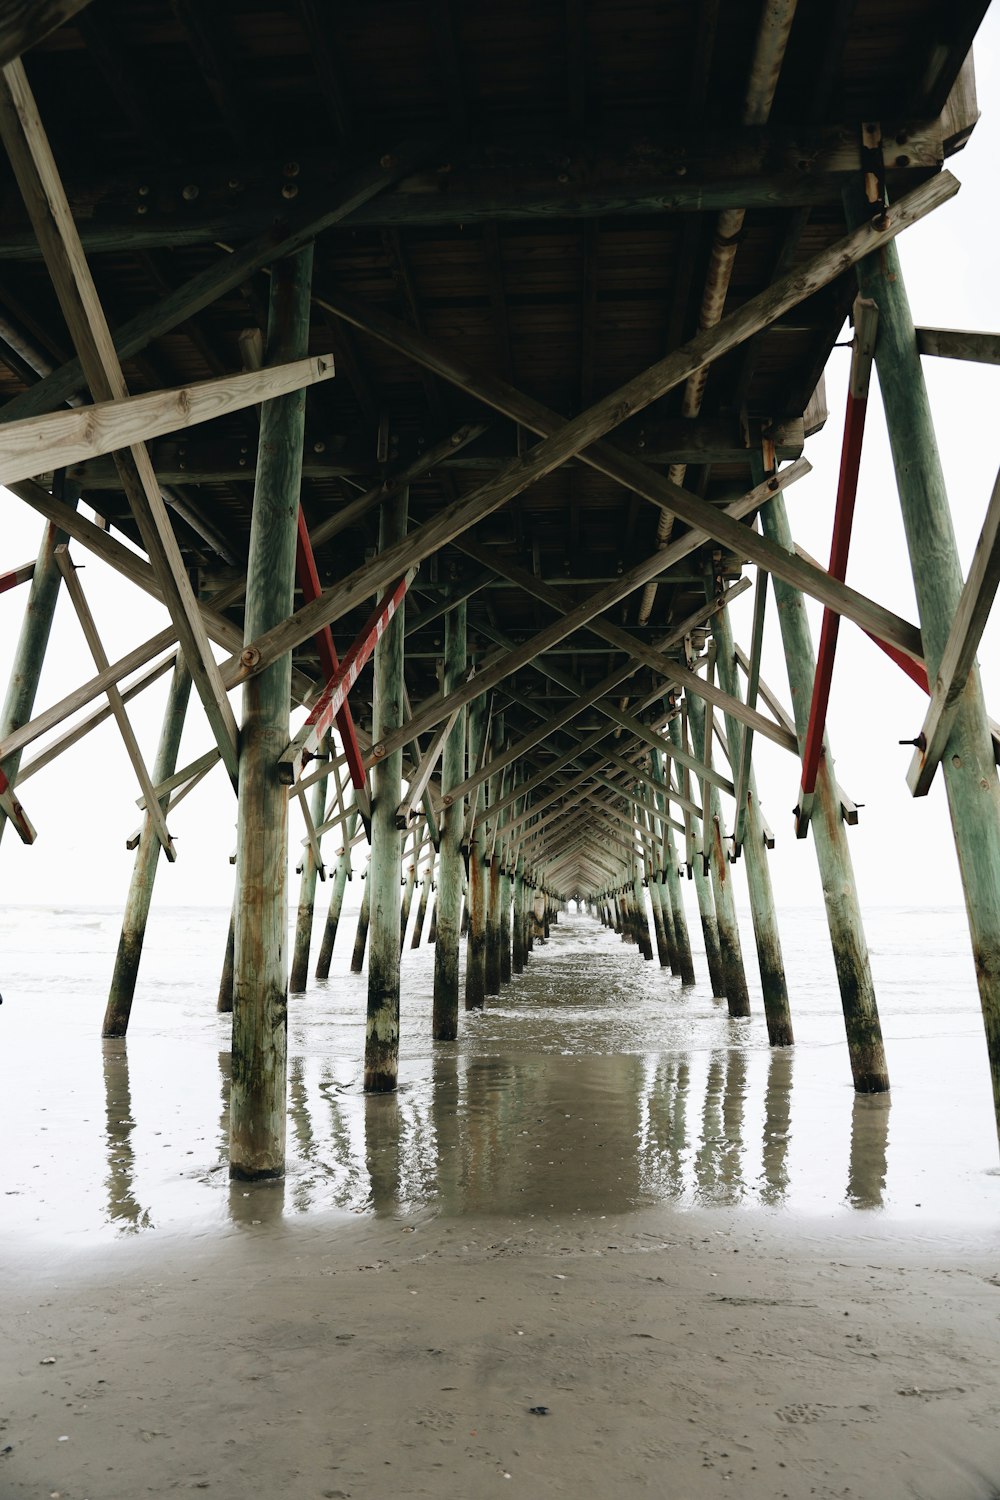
432,599,466,1039
289,747,328,994
485,716,503,994
499,856,512,984
686,693,751,1016
759,486,889,1091
0,480,77,847
230,247,312,1181
351,862,371,973
427,889,438,944
365,485,408,1092
410,852,433,949
711,597,793,1044
512,855,527,973
850,209,1000,1122
647,860,672,969
217,895,236,1013
399,825,420,952
650,746,696,984
103,659,192,1037
464,692,489,1009
316,801,358,978
668,718,725,996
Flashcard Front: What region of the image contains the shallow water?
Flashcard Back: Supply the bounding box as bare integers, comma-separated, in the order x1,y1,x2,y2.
1,902,998,1245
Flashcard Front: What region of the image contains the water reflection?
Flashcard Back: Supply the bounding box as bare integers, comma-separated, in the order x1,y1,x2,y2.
97,1005,893,1234
101,1039,151,1234
847,1093,891,1209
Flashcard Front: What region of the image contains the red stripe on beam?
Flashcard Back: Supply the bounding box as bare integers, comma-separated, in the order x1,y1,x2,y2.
295,507,367,786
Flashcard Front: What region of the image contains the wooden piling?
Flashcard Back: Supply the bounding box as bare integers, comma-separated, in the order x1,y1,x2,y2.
669,718,726,995
759,486,889,1091
365,481,409,1092
432,599,466,1039
851,211,1000,1120
464,692,489,1010
399,828,419,953
316,801,359,978
289,746,328,994
0,480,78,847
686,693,751,1016
230,246,313,1180
351,865,371,974
512,856,526,973
103,658,192,1036
711,598,793,1045
485,716,503,994
217,898,236,1013
410,855,432,948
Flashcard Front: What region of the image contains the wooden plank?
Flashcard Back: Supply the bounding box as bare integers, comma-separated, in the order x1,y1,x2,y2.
0,557,34,593
396,707,459,829
0,355,334,489
916,327,1000,365
0,0,94,68
55,547,175,859
0,60,241,786
908,464,1000,795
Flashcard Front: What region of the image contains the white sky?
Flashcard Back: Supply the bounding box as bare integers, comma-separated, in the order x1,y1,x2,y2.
1,12,999,916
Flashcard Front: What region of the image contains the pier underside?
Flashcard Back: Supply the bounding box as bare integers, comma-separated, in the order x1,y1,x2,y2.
3,0,1000,1178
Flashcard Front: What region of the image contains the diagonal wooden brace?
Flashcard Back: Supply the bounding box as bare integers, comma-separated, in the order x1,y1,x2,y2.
277,568,416,786
796,296,879,838
295,506,371,828
0,766,35,842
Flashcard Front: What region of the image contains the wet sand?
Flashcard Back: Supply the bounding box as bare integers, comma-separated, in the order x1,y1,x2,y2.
4,907,1000,1496
5,1208,1000,1499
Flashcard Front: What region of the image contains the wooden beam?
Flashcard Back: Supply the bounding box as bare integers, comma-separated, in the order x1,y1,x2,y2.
916,327,1000,365
732,569,768,851
0,119,950,256
0,59,241,785
0,0,94,68
0,355,334,489
908,464,1000,796
0,135,442,421
0,766,35,843
0,557,34,593
55,547,175,859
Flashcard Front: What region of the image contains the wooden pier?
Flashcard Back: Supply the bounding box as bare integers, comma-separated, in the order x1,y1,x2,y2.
0,0,998,1177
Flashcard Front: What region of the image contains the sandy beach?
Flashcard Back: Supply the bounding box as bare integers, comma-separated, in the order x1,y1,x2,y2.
4,1204,1000,1500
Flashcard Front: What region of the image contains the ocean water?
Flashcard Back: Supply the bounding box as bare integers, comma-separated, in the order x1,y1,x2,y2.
1,900,998,1245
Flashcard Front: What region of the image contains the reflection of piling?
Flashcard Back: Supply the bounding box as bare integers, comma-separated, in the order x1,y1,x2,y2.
760,1048,792,1206
847,1093,890,1210
316,803,359,978
101,1039,150,1232
103,660,192,1036
364,1094,402,1212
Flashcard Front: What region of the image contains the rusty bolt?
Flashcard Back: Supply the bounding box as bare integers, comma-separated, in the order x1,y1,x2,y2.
240,645,261,670
372,742,387,759
282,183,299,199
182,183,199,201
283,161,300,178
138,183,150,197
895,155,909,168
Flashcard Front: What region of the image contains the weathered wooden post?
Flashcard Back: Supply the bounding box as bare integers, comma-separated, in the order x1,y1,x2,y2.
315,800,359,978
710,596,793,1044
685,693,751,1016
464,692,489,1009
217,898,236,1013
499,802,513,984
399,823,420,953
512,854,526,973
365,485,408,1091
410,851,433,948
485,716,503,994
230,246,313,1181
758,483,888,1091
668,718,725,995
289,747,328,994
427,890,438,944
651,749,696,984
432,599,466,1039
103,659,192,1036
351,861,371,973
850,207,1000,1121
0,479,78,847
631,811,654,960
